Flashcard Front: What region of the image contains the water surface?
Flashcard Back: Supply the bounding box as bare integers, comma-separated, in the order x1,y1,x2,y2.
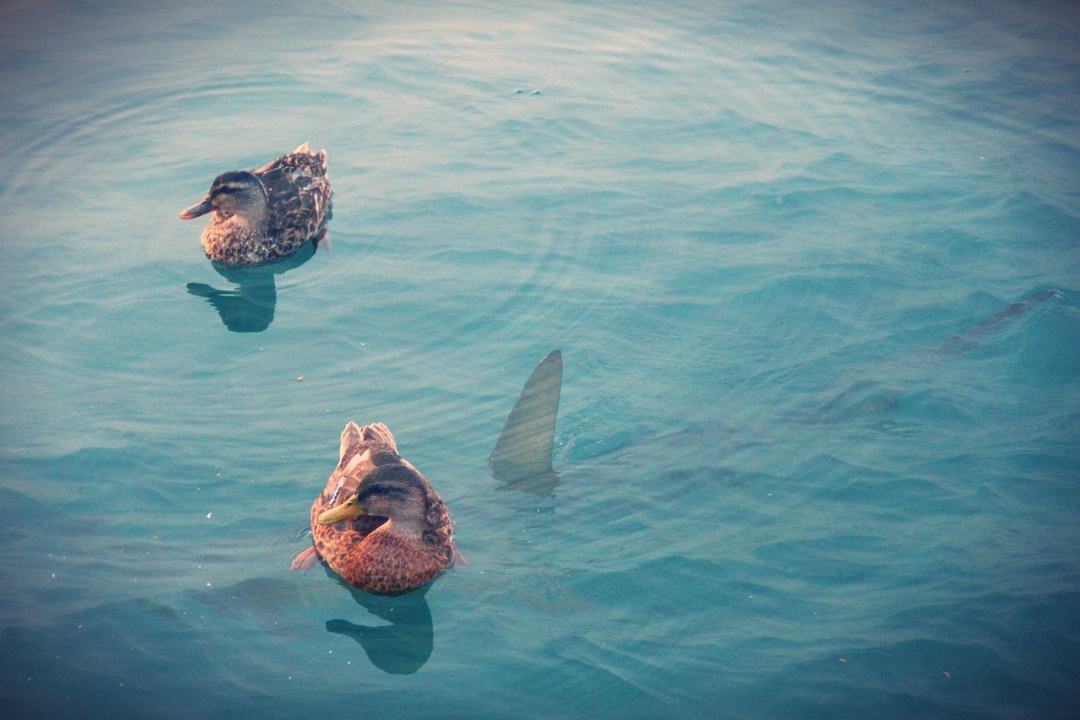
1,1,1079,718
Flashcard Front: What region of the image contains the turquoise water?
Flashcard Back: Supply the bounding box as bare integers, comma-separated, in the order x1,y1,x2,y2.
2,1,1079,717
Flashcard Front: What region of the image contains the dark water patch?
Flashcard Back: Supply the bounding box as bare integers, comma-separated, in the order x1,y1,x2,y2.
324,581,435,675
186,243,317,333
0,598,267,720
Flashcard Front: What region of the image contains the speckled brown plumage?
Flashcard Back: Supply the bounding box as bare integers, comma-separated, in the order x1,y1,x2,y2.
302,422,458,595
196,143,332,267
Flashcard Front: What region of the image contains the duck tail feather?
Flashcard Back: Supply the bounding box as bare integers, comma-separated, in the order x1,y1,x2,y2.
338,420,363,463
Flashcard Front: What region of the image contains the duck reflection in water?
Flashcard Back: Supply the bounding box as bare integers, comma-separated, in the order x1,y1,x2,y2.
186,241,316,333
490,350,563,496
323,566,434,675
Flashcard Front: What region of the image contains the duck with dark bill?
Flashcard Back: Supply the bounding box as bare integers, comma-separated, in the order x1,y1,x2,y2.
179,142,332,267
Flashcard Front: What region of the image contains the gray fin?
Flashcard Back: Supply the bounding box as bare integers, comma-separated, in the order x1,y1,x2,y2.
490,350,562,483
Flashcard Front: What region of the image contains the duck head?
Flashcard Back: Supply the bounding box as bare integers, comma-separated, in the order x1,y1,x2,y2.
179,171,269,224
318,464,429,535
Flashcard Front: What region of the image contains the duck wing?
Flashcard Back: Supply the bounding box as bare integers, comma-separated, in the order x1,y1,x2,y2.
253,147,332,248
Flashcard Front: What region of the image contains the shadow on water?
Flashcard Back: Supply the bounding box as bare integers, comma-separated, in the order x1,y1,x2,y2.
489,350,563,496
804,289,1063,425
323,567,434,675
186,242,316,333
938,289,1063,356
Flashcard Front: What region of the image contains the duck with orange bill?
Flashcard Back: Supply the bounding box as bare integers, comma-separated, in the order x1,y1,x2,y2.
291,422,464,595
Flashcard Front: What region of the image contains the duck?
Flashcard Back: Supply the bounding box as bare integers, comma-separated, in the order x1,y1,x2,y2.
290,422,463,595
178,142,332,268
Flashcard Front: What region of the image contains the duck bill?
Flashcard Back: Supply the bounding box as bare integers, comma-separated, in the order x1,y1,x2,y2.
178,197,212,219
318,502,365,525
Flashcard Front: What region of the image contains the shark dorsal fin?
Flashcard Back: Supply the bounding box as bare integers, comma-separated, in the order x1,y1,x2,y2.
490,350,562,483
